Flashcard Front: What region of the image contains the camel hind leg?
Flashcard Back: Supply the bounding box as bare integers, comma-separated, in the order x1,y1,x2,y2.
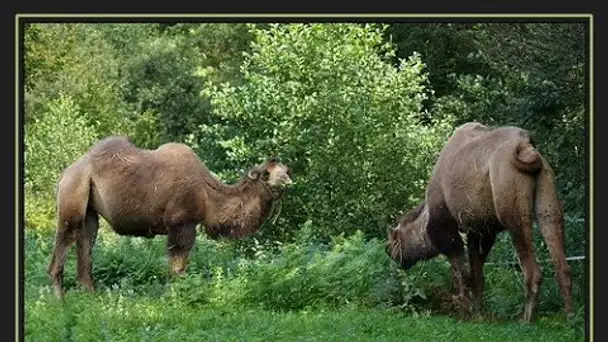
76,208,99,291
490,157,542,323
533,157,573,317
47,221,77,299
47,160,92,298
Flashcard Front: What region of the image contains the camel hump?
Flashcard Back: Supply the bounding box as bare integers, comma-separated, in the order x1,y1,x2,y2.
153,142,202,167
511,140,542,173
92,135,133,148
156,142,195,154
456,122,490,132
88,136,136,156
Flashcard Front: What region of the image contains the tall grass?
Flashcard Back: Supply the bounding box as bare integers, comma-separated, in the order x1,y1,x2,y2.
26,227,424,311
24,222,585,340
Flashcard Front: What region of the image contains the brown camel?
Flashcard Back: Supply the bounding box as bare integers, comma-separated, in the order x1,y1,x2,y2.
47,136,293,298
386,122,573,323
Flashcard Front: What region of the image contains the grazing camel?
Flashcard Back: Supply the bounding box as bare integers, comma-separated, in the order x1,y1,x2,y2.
386,122,572,323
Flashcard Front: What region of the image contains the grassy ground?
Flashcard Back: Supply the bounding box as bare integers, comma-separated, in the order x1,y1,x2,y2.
26,293,582,342
24,227,586,341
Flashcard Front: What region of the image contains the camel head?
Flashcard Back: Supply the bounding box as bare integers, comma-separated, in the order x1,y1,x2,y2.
247,157,293,197
386,202,434,271
386,225,419,271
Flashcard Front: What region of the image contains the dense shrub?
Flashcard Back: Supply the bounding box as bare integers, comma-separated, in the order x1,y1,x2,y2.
24,95,99,229
25,228,425,313
200,23,454,242
25,226,585,324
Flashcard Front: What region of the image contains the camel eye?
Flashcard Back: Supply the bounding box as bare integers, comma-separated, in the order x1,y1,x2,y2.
262,170,270,180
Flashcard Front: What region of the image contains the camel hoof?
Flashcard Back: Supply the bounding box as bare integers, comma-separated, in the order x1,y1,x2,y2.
520,313,532,324
53,286,65,299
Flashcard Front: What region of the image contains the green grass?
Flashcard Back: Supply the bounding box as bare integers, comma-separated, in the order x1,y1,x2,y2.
24,227,586,341
26,293,582,342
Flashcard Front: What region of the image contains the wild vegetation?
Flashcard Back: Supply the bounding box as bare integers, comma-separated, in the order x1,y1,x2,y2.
23,21,587,340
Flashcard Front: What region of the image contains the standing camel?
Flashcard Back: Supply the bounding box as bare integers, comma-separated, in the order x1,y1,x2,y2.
47,136,293,298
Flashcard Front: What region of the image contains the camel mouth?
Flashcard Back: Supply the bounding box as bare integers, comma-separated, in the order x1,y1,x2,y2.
387,244,416,271
399,262,415,271
270,179,293,190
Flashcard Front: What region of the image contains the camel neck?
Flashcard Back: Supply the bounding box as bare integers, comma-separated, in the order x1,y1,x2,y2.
199,180,276,240
409,207,440,261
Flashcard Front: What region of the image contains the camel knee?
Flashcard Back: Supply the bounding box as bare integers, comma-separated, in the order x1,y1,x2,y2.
76,256,93,281
169,253,189,275
556,261,571,281
167,225,196,253
48,265,64,282
167,242,193,275
46,264,54,279
558,266,571,292
54,219,81,248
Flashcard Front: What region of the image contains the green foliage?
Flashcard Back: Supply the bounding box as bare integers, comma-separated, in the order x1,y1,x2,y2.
117,29,208,143
24,24,132,136
24,94,98,193
201,23,454,241
221,230,424,311
25,228,425,312
387,23,486,99
24,95,99,228
174,23,254,86
25,228,584,341
25,297,583,342
25,294,583,342
22,23,586,341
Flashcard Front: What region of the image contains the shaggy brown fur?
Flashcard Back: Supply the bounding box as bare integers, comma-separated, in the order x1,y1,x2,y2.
387,122,572,323
47,136,293,298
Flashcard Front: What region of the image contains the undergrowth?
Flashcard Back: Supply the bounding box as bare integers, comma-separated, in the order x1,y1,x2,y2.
24,224,586,341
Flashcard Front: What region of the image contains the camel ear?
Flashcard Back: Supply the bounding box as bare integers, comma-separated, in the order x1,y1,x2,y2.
390,229,399,240
261,169,270,181
248,169,261,179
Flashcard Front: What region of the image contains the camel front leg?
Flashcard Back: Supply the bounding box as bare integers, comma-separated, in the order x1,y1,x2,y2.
447,251,470,319
166,223,196,276
467,230,497,316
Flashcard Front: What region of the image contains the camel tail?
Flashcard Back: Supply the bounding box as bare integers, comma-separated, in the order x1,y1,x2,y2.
533,155,573,316
511,140,543,174
48,155,96,297
55,156,94,226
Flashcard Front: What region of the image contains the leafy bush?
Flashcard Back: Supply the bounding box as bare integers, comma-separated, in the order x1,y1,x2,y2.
25,227,426,313
25,225,585,331
200,23,454,242
224,230,424,311
24,95,99,229
118,31,209,143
